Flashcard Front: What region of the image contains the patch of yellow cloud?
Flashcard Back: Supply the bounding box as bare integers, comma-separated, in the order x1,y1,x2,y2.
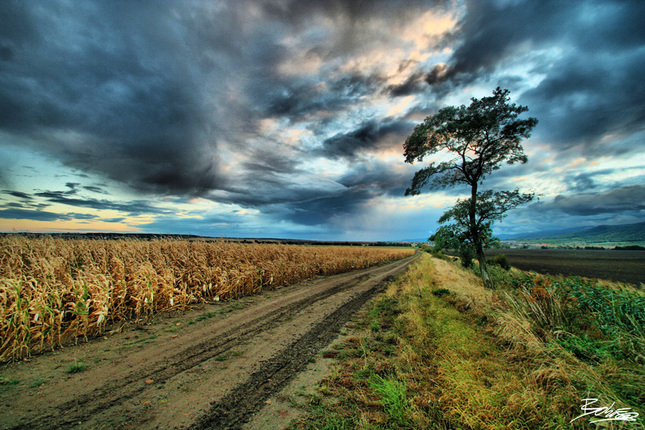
386,96,415,117
338,9,457,88
258,118,280,135
283,127,314,147
235,209,253,215
278,49,325,77
126,215,157,226
402,10,458,51
566,157,587,168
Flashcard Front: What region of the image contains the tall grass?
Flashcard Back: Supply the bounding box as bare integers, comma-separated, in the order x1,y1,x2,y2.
0,236,413,361
491,267,645,358
292,253,644,429
494,269,645,409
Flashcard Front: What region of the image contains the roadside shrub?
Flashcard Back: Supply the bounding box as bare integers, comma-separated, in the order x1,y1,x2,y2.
430,248,452,262
487,254,510,270
458,246,474,268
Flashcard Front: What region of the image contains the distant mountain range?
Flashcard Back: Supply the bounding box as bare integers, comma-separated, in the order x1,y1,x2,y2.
501,221,645,244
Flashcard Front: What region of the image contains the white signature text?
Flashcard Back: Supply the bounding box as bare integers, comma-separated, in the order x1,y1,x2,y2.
570,398,639,424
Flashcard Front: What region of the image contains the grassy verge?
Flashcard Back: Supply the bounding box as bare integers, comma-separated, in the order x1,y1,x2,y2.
289,253,644,429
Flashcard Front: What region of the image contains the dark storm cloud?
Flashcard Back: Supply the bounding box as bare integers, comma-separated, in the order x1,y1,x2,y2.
318,120,412,160
338,163,411,197
64,183,80,194
0,208,100,222
0,195,50,211
211,180,343,210
0,0,439,217
434,1,566,83
387,72,427,97
0,208,64,222
432,0,645,83
2,190,32,200
211,158,410,229
262,0,447,27
565,172,599,193
521,51,645,150
0,1,229,196
83,185,109,195
255,72,384,122
1,202,26,209
248,0,446,121
0,1,38,49
428,0,645,151
563,169,626,193
536,185,645,217
242,148,303,177
33,190,167,216
268,160,414,228
2,0,642,239
424,63,451,86
279,187,376,227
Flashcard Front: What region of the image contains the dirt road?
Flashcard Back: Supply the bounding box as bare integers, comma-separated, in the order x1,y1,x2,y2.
0,253,418,430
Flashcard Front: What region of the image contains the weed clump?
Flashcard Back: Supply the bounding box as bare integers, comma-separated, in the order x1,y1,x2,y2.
487,253,511,270
431,288,451,297
67,360,86,374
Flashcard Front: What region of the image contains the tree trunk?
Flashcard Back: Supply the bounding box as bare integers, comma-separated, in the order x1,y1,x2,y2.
469,182,494,289
476,242,493,289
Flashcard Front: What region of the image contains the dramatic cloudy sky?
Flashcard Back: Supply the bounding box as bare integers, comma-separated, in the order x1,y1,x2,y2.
1,0,643,240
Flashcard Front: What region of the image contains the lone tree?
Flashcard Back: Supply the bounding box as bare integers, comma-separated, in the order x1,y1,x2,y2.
404,87,537,288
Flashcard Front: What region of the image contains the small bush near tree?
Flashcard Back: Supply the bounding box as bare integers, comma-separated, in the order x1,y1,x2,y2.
487,254,510,270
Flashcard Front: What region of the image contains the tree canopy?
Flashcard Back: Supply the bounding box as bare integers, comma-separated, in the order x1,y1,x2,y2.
404,87,537,196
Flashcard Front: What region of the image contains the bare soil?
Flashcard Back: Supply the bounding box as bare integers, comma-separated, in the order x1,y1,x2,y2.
485,248,645,285
0,253,418,430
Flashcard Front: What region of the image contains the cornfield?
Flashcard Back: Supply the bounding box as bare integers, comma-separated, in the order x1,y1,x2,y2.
0,236,414,362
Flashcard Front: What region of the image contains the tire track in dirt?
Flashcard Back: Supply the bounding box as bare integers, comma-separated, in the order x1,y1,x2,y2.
10,276,370,429
190,272,402,430
2,253,418,430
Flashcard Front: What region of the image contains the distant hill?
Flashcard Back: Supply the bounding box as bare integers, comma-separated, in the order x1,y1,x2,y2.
506,221,645,245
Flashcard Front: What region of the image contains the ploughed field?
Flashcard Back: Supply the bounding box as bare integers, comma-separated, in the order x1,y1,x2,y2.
485,248,645,285
0,236,414,362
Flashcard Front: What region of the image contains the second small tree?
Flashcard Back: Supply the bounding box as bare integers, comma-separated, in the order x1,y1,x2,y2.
404,87,537,288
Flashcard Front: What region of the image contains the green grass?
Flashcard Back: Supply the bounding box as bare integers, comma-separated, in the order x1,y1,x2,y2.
0,377,20,391
369,374,414,428
492,268,645,409
67,360,87,374
29,379,46,388
289,253,645,430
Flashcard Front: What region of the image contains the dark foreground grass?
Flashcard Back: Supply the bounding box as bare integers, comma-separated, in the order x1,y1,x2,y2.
289,254,644,429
